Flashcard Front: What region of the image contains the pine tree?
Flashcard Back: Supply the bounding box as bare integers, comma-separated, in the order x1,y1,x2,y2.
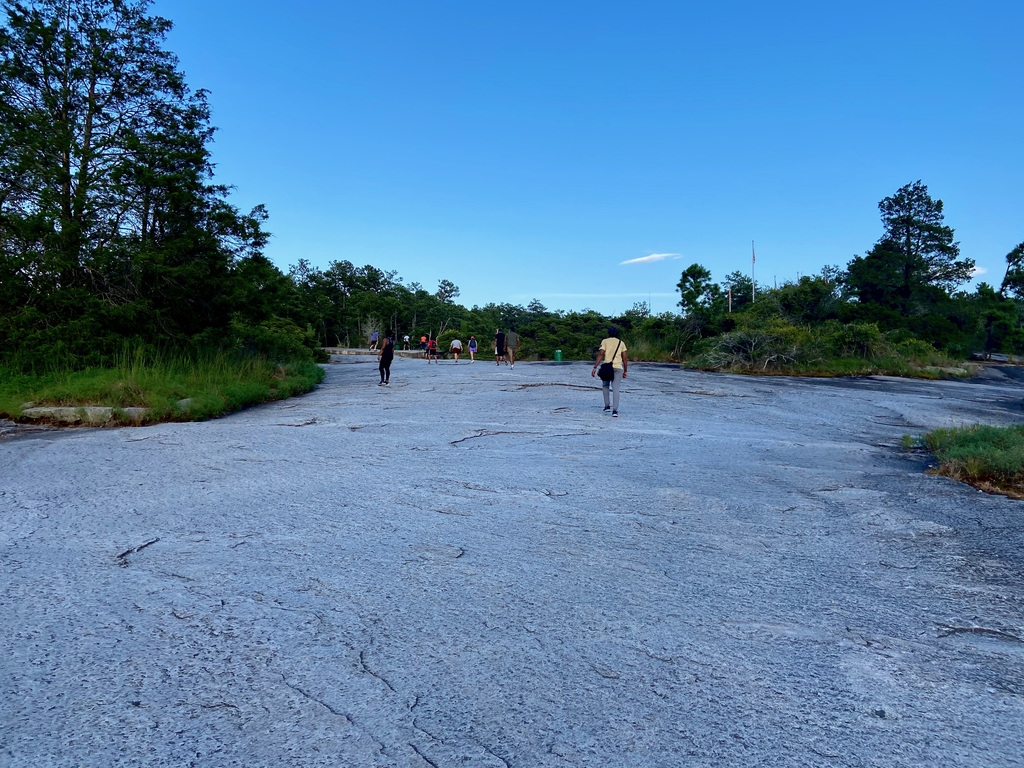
846,181,975,313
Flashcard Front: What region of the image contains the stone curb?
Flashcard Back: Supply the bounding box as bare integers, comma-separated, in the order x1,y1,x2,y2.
324,347,437,359
16,399,193,426
19,406,151,425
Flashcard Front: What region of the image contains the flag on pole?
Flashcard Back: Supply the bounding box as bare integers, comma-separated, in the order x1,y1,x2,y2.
751,241,756,302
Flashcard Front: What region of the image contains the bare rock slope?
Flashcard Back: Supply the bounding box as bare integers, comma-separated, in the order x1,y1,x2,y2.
2,357,1023,767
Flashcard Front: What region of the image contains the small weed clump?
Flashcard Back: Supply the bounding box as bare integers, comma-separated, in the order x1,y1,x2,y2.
0,349,325,425
924,424,1024,498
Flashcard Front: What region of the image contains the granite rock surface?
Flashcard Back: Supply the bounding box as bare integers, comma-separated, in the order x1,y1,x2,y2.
2,357,1023,767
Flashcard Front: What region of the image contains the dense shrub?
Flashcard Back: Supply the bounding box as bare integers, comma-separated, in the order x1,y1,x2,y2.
193,317,328,363
907,315,968,357
823,321,884,359
695,318,813,370
689,316,962,375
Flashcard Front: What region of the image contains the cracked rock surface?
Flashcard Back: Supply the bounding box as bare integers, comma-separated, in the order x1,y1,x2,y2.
2,357,1023,767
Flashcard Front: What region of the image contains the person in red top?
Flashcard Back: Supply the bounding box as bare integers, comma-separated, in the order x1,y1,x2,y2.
427,337,438,363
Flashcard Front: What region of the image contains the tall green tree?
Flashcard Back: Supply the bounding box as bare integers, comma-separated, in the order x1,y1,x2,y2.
846,181,974,313
435,278,460,304
772,274,843,324
0,0,269,363
675,263,726,351
999,241,1024,298
720,271,765,313
677,263,723,317
972,283,1019,355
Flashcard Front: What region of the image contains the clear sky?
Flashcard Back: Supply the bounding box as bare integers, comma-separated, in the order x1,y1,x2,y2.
153,0,1022,316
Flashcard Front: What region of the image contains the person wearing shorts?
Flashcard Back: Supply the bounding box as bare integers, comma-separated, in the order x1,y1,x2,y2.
505,328,519,368
450,338,463,362
403,334,410,350
468,336,477,362
427,337,438,363
369,330,379,351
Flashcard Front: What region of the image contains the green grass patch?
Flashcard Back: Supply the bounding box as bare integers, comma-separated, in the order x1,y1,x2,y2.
923,424,1024,498
621,336,677,363
0,349,325,424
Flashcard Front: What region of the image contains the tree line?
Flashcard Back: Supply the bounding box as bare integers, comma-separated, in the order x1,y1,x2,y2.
671,180,1024,369
2,1,1021,373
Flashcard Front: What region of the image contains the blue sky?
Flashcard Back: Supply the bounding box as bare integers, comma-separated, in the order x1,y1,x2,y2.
154,0,1022,316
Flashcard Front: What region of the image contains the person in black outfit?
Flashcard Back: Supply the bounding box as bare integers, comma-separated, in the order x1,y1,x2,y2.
495,329,506,365
377,333,395,385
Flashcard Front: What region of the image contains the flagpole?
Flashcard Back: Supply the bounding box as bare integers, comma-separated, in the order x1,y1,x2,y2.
751,240,756,303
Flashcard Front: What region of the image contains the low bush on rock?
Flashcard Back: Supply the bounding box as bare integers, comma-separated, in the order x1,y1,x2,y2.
923,424,1024,498
688,317,964,376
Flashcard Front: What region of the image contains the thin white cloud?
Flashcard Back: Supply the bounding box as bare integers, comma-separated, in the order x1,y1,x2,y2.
620,253,681,265
972,266,988,276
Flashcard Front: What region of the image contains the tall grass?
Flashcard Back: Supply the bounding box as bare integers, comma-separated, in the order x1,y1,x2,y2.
924,424,1024,497
0,346,324,423
622,335,677,363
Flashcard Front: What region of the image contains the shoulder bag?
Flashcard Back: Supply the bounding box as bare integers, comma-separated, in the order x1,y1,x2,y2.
598,339,621,382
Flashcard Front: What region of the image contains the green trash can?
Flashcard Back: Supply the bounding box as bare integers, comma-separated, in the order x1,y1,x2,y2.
553,350,563,361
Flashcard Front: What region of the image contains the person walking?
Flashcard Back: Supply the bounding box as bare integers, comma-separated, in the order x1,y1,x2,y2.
420,335,428,356
427,337,438,363
403,334,410,350
369,330,379,351
450,338,463,362
468,335,477,362
591,326,628,417
494,329,506,366
377,332,395,385
505,327,519,368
